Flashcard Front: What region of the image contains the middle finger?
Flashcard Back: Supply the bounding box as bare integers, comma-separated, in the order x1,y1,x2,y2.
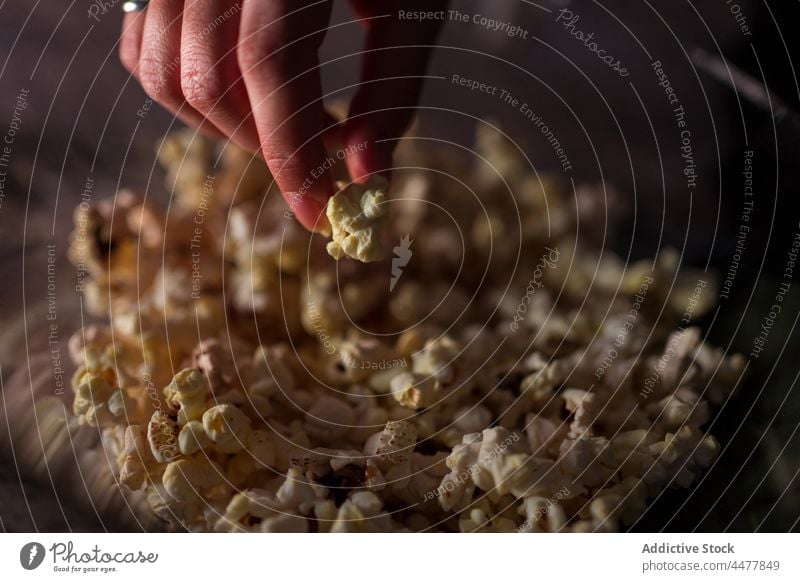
139,0,225,137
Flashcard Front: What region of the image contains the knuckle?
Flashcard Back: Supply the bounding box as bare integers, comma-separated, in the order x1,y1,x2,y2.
180,62,224,112
138,54,182,102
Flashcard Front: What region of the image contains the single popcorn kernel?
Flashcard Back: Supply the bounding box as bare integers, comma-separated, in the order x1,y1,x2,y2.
72,370,114,426
364,420,418,466
247,430,276,468
390,372,439,409
202,404,251,447
166,368,209,406
412,336,461,385
325,175,389,262
178,420,211,455
163,456,223,502
165,368,210,425
147,410,180,463
119,425,152,490
162,459,201,502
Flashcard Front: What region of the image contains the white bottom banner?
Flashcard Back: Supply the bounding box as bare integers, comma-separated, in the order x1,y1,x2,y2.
0,534,797,581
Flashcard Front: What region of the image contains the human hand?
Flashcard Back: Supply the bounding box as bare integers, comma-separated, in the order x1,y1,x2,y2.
120,0,446,232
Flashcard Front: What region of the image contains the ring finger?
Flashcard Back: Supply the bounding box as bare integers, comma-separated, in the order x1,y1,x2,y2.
180,0,261,152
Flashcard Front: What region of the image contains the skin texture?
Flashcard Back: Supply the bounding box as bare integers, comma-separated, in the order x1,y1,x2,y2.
120,0,446,232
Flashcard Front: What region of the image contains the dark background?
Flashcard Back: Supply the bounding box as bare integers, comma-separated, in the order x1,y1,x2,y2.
0,0,798,531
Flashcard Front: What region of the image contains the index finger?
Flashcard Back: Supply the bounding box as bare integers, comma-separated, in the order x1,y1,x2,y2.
237,0,334,233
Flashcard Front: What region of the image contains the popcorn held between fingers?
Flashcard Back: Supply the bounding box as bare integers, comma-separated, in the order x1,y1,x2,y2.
325,175,390,263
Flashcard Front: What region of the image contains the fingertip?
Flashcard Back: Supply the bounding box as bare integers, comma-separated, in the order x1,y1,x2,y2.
289,189,331,234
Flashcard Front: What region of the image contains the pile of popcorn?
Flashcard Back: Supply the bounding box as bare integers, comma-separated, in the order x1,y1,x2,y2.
62,124,745,532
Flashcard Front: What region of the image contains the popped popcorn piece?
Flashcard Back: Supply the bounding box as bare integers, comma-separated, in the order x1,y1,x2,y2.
249,345,295,398
561,388,599,438
178,420,211,455
437,466,476,513
559,436,616,489
329,337,399,383
693,345,746,405
217,141,274,207
473,122,528,188
276,468,317,513
119,425,153,490
412,336,461,386
217,489,284,532
518,495,568,533
587,493,622,532
247,430,277,469
147,411,179,463
313,499,338,533
163,456,223,502
647,426,720,489
453,405,493,434
107,389,134,418
390,372,439,409
260,513,309,533
67,326,112,367
394,452,449,507
525,414,567,457
157,129,216,210
71,366,114,427
305,396,356,442
329,491,393,532
458,498,520,532
364,420,418,467
326,176,389,262
202,404,251,450
164,368,209,424
647,387,709,431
